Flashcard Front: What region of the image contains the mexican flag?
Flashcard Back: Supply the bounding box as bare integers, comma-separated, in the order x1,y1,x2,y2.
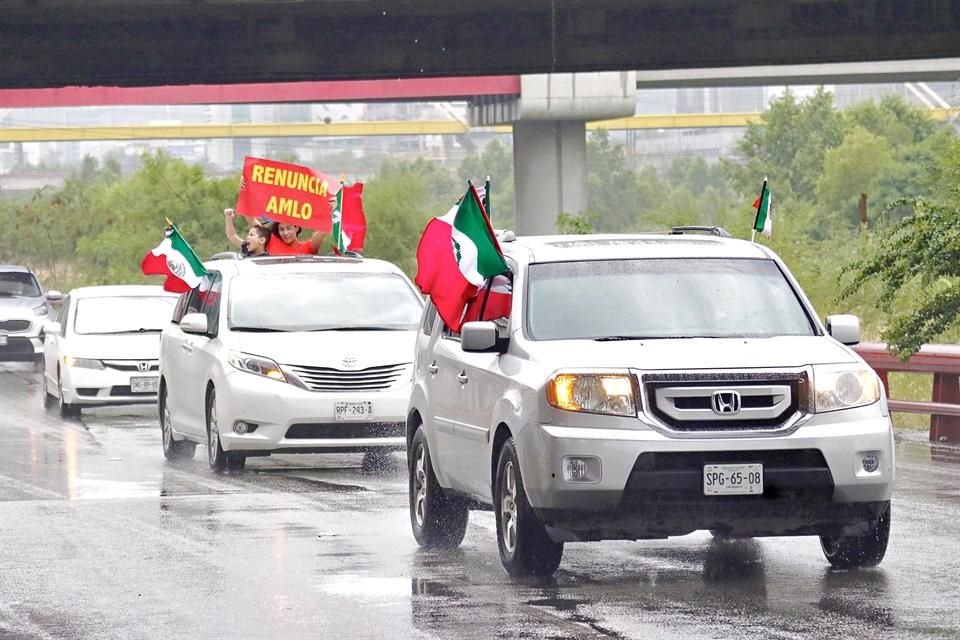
415,183,509,331
331,182,366,254
141,225,207,293
752,178,772,238
462,273,512,324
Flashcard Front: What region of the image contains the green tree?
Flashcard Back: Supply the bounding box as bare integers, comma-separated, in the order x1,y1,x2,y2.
815,127,894,225
839,139,960,356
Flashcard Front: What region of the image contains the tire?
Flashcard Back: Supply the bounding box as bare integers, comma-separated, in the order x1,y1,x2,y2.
820,503,891,569
160,385,196,462
409,428,468,548
57,370,80,419
494,438,563,577
206,387,228,472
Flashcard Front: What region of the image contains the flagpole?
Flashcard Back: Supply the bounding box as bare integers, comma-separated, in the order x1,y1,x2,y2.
484,175,491,217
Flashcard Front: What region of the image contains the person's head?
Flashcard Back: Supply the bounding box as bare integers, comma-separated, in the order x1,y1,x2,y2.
242,225,271,256
272,222,302,245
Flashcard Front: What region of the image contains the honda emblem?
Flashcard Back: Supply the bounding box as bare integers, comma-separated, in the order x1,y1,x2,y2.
711,390,741,415
137,361,150,373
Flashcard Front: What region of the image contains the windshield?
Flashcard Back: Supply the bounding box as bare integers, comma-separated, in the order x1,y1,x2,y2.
74,296,178,335
526,258,815,340
228,272,423,331
0,271,42,298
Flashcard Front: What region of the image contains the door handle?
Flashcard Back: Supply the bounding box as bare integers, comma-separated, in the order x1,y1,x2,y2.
181,343,193,354
456,371,468,385
428,361,438,375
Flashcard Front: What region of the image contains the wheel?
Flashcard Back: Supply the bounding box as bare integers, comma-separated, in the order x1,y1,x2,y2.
820,503,891,569
494,438,564,576
41,363,54,409
206,387,228,472
409,428,468,547
57,369,80,418
160,385,196,462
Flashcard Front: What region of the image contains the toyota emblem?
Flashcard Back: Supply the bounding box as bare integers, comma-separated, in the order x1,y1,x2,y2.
341,356,358,368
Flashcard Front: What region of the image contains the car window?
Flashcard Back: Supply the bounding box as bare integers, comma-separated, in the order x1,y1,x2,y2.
526,258,815,341
0,271,42,297
420,301,438,336
55,295,70,335
171,291,191,324
73,296,178,335
228,272,422,332
199,273,223,337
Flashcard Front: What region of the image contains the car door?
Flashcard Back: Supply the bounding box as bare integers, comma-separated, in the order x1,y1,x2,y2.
429,324,476,495
179,272,224,434
161,289,198,433
43,295,70,393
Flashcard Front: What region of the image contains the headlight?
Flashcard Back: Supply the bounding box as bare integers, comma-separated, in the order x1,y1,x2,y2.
32,304,48,316
63,356,104,370
227,351,288,383
813,365,880,413
546,372,636,417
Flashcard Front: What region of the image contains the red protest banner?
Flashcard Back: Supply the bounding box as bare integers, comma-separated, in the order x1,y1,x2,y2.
235,156,334,232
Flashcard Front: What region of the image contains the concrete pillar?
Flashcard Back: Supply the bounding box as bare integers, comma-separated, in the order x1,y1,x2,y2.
513,120,587,236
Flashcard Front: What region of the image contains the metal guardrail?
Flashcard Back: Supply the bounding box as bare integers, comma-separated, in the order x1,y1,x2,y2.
853,342,960,443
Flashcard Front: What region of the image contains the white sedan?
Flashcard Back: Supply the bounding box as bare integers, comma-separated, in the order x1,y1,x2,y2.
159,256,423,472
42,285,179,417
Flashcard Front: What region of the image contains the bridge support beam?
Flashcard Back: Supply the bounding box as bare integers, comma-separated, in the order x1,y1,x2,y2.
513,120,587,235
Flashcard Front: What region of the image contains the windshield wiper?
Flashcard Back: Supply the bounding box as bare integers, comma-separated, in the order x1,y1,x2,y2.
95,328,162,334
231,326,289,332
594,335,660,341
309,326,404,332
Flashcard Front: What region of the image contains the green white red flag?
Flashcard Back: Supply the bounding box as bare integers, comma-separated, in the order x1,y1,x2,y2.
752,178,772,238
331,182,366,254
141,225,207,293
415,183,509,331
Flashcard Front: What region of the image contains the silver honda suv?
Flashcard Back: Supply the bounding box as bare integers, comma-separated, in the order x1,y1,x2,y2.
407,230,894,576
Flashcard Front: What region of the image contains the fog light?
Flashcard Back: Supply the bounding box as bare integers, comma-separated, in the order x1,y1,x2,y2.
561,456,601,483
861,452,880,473
233,421,249,435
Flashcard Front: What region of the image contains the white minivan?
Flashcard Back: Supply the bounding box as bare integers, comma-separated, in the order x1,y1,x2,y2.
159,256,423,471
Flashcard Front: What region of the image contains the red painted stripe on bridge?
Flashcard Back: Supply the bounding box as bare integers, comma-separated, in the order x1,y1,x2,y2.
0,76,521,108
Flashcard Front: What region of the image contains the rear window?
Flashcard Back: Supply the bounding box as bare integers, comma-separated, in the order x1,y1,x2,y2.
526,258,815,341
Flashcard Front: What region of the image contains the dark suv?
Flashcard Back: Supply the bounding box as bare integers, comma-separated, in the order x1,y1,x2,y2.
0,265,62,364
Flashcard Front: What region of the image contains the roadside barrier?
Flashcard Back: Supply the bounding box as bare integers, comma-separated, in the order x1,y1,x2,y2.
854,342,960,443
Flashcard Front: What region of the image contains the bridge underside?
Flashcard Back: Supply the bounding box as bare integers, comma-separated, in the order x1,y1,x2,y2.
3,1,960,89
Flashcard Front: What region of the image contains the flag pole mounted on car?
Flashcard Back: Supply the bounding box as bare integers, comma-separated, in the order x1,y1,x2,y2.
478,176,494,320
751,177,772,243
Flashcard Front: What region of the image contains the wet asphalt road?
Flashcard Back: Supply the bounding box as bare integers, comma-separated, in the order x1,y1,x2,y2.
1,364,959,640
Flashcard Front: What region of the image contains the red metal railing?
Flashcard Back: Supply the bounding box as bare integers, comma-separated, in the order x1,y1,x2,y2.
853,342,960,443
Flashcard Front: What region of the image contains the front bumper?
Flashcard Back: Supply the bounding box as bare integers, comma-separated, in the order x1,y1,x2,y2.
61,365,159,406
517,411,895,540
214,370,409,454
0,318,43,361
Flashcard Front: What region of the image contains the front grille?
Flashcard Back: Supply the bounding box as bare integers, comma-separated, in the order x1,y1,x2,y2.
102,360,159,372
0,320,31,333
285,422,405,440
284,362,409,391
623,449,834,506
642,371,808,432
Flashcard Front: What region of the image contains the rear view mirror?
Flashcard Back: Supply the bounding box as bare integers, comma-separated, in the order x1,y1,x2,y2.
826,314,860,345
180,312,209,335
461,321,507,353
46,290,63,302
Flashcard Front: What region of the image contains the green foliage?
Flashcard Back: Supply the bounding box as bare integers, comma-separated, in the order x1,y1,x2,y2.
457,137,515,229
556,210,598,234
815,127,893,224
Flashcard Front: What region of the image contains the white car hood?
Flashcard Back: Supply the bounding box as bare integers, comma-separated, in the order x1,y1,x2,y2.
520,335,858,371
235,330,417,368
68,333,162,360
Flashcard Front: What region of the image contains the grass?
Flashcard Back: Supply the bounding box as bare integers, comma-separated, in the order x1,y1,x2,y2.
887,372,932,431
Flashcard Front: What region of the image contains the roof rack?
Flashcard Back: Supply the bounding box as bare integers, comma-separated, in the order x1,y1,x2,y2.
668,225,732,238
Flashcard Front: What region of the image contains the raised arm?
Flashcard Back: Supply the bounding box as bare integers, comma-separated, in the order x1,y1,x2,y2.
308,231,328,254
223,208,243,248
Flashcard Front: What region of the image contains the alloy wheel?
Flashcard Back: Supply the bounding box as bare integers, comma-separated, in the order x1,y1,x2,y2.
414,444,427,528
500,461,518,554
207,398,220,465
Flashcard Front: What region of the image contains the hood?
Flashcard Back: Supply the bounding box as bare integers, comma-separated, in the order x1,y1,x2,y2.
0,295,46,318
68,333,163,360
520,336,858,371
234,330,418,368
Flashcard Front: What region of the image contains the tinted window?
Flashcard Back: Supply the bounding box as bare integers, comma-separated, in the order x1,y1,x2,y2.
526,258,814,341
420,302,438,336
229,273,422,332
73,296,178,335
0,271,41,297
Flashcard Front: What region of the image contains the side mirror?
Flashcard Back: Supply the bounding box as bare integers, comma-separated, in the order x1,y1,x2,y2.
461,321,507,353
43,321,61,336
46,290,63,302
826,314,860,346
180,312,209,335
